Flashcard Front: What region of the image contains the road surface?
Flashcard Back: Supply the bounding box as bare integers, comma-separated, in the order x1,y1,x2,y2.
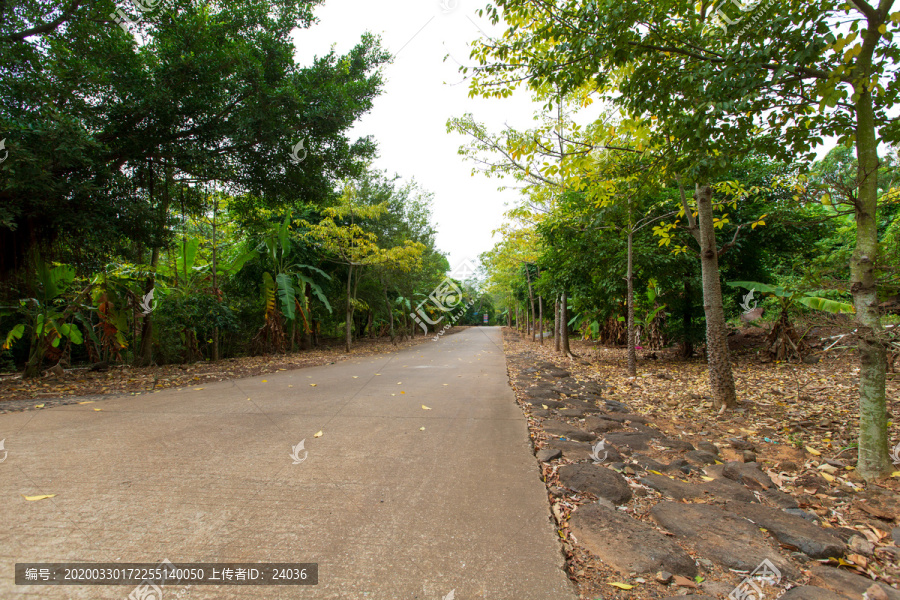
0,327,575,599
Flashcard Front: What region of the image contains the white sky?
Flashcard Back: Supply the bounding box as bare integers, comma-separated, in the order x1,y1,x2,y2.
293,0,542,271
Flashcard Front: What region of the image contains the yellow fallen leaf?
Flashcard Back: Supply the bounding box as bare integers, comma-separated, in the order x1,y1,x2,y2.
806,446,822,456
23,494,55,501
314,431,323,438
397,382,402,385
891,471,900,478
419,427,426,431
34,404,44,408
77,401,94,405
262,380,268,383
93,408,102,412
375,373,381,376
422,405,432,410
310,384,317,387
701,476,715,482
400,391,406,394
821,472,836,482
443,383,448,386
353,376,359,379
194,387,204,391
648,470,663,476
608,582,634,590
391,394,396,396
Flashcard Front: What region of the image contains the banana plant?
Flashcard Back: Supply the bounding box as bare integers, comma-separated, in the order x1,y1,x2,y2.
257,215,332,352
728,281,854,361
2,256,88,378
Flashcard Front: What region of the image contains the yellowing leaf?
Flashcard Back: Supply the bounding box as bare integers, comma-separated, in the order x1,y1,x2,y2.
193,388,204,391
34,404,44,408
310,384,317,387
23,494,55,501
542,404,549,409
77,401,94,405
352,376,359,379
891,471,900,478
805,446,822,456
821,472,836,482
314,430,323,438
261,380,268,383
422,405,432,410
93,408,102,412
701,476,715,482
608,583,635,590
419,427,426,431
400,391,406,394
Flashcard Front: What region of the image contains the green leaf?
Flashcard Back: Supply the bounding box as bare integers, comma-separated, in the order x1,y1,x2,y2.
276,273,296,321
2,323,25,350
797,296,855,314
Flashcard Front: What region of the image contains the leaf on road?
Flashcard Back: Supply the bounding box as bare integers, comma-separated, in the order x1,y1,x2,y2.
422,405,432,410
23,494,55,501
419,427,425,431
314,430,323,438
310,383,317,387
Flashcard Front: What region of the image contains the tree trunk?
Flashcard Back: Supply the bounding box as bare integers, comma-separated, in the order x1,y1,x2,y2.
538,295,544,345
853,80,890,480
626,230,636,376
525,267,536,342
554,297,561,352
561,291,574,357
344,265,354,353
695,184,737,410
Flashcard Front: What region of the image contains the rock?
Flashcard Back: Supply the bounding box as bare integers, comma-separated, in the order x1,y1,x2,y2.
595,497,616,511
545,439,603,462
655,570,673,584
603,399,631,413
697,441,719,455
761,489,800,509
650,502,794,577
89,361,110,372
558,464,633,505
784,508,819,522
849,534,875,556
542,419,597,442
522,388,561,401
568,503,697,577
582,417,624,433
698,558,714,570
631,454,666,472
536,448,562,462
802,355,821,364
728,437,757,451
705,461,774,490
724,501,846,559
599,412,646,423
604,431,653,451
743,450,758,463
640,474,755,503
658,438,696,452
779,586,846,600
685,450,719,466
46,364,65,378
808,564,900,600
529,409,553,418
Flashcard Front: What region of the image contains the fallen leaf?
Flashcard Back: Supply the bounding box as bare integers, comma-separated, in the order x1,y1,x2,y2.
608,582,634,590
261,380,268,383
310,384,317,387
193,387,204,391
821,472,836,483
353,376,359,379
34,404,44,408
422,405,432,410
23,494,55,501
77,401,94,405
701,476,715,482
806,446,822,456
93,408,102,412
314,431,323,438
673,575,699,588
400,391,406,394
419,427,425,431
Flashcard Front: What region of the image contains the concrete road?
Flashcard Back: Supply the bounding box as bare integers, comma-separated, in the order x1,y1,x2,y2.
0,327,575,599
